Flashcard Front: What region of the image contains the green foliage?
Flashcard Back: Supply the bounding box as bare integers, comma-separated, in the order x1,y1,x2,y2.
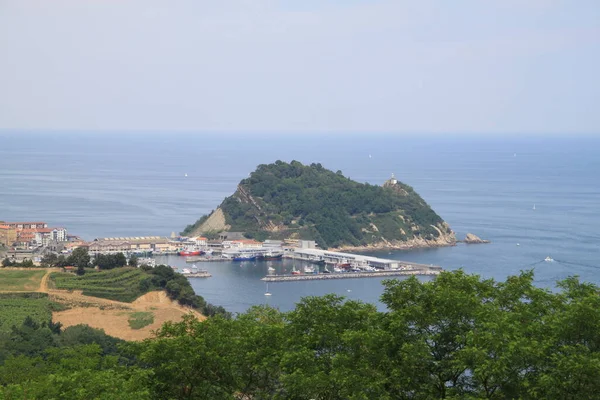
197,160,445,248
0,269,46,291
128,312,154,330
181,213,211,236
94,252,127,270
68,247,91,269
4,271,600,398
49,265,230,318
0,293,54,333
50,268,150,302
1,258,35,268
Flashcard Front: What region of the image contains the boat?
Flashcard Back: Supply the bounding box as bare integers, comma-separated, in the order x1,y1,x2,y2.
333,266,343,273
267,266,275,274
233,254,257,262
264,283,272,296
545,256,554,262
304,265,316,274
191,264,198,271
263,252,283,261
179,249,203,256
291,267,301,275
181,268,192,274
533,204,536,210
322,267,331,274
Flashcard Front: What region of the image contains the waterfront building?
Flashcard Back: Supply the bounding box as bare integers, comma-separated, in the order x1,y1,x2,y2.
192,236,208,247
89,236,172,255
224,239,263,249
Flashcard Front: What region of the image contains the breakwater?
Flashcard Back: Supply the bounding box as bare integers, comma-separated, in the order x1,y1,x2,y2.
262,269,440,282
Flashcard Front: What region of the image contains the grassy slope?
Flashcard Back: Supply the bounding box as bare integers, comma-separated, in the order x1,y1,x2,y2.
0,293,58,332
0,270,47,292
50,268,149,303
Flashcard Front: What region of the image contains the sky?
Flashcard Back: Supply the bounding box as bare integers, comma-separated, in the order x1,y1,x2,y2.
0,0,598,134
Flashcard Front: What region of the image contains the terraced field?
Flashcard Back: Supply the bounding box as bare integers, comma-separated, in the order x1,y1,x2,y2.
0,293,57,332
50,268,150,302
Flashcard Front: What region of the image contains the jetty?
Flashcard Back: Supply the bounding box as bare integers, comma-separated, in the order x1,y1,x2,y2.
262,269,440,282
182,271,212,278
262,248,443,282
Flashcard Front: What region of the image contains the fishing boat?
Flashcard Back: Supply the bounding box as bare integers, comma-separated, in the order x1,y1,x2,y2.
263,252,283,261
233,254,257,262
291,267,301,275
179,248,203,256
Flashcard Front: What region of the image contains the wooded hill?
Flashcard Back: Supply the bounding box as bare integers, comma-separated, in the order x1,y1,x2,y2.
183,160,455,249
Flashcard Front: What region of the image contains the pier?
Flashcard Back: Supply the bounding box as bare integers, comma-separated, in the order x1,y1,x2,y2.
262,269,440,282
286,248,441,271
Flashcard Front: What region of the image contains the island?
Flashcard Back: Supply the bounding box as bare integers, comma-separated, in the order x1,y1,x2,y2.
182,161,456,250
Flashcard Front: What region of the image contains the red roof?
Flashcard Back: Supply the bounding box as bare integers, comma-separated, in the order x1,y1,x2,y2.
35,228,53,233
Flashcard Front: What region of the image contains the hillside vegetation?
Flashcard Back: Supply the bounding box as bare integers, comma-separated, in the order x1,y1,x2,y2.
183,160,454,248
0,293,62,333
2,270,600,398
50,266,229,318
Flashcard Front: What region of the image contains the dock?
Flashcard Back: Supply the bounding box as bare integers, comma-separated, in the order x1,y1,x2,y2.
262,269,439,282
182,271,212,278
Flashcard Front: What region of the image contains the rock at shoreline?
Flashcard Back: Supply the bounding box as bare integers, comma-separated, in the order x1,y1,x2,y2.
464,233,490,244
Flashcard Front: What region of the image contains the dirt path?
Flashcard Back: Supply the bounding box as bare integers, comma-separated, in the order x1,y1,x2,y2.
2,268,206,340
38,268,57,293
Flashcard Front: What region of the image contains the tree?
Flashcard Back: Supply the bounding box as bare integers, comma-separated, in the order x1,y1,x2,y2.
68,247,90,269
129,255,138,267
2,258,13,267
40,253,58,267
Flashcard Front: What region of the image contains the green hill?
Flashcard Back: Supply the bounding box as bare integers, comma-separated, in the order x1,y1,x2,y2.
183,161,455,249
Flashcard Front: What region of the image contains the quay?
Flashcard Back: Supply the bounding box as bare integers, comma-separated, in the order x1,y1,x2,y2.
262,269,440,282
286,247,441,271
182,271,212,278
185,256,226,263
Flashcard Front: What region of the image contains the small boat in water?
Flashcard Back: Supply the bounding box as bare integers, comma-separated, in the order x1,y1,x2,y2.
545,256,554,262
179,248,203,256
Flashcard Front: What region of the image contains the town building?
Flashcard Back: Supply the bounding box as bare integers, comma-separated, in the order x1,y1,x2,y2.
224,239,263,249
89,236,175,255
4,222,48,230
0,225,17,247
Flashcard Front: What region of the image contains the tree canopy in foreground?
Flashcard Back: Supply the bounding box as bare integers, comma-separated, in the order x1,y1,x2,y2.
2,269,600,399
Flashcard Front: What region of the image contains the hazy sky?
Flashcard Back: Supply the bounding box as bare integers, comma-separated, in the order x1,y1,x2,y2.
1,0,598,133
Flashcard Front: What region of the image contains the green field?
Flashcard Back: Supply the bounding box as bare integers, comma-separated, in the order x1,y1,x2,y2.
50,268,150,302
0,293,58,332
128,312,154,329
0,269,46,291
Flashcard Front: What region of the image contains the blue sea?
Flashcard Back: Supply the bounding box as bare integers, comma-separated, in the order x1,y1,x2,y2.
1,132,599,314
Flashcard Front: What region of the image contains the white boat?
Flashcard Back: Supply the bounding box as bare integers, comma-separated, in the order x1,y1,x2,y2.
264,283,272,296
545,256,554,262
533,204,536,210
182,268,192,274
333,266,343,273
191,264,198,271
267,266,275,274
304,265,315,274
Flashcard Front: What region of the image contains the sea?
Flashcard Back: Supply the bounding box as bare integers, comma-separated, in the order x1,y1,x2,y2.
1,132,599,314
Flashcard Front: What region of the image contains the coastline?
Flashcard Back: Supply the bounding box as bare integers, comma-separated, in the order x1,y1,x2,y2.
330,234,457,253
